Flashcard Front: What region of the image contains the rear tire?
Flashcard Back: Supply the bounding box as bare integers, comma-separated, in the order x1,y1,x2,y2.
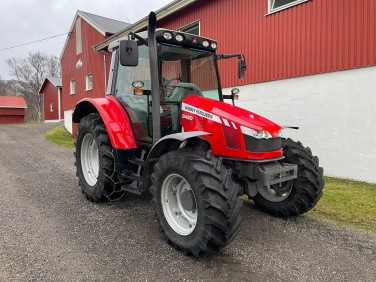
75,113,125,203
253,138,324,217
150,149,243,256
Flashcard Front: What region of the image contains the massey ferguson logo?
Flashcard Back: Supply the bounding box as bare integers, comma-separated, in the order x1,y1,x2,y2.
181,103,222,124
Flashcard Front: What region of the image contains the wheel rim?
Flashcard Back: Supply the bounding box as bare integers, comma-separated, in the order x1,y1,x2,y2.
161,174,198,236
81,133,99,186
258,181,293,202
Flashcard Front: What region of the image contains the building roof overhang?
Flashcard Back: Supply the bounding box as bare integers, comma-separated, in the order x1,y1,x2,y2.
93,0,198,52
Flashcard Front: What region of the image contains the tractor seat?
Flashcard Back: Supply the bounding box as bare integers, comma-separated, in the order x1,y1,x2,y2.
168,83,203,102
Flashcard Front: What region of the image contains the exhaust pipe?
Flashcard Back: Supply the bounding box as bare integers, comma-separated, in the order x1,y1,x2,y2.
147,11,161,144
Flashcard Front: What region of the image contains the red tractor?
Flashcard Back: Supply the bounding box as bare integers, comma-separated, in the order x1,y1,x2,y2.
73,12,324,256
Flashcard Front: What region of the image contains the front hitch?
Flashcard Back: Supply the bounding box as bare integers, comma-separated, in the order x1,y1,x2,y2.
239,160,297,197
255,162,297,187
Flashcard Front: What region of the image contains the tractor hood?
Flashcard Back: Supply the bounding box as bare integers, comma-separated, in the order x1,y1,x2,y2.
182,96,282,137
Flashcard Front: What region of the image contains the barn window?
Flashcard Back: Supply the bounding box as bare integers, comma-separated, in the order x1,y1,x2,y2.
85,74,93,90
50,103,54,112
70,80,75,95
268,0,310,14
76,17,82,55
180,21,200,35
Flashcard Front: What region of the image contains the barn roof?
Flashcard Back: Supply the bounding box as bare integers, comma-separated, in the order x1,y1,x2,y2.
79,11,130,35
0,96,27,108
60,10,130,59
47,76,62,88
39,77,62,94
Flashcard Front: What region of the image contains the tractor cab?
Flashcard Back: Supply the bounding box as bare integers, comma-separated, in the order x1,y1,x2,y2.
107,29,244,144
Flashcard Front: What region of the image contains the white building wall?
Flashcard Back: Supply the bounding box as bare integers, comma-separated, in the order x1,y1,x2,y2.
227,66,376,183
64,110,74,134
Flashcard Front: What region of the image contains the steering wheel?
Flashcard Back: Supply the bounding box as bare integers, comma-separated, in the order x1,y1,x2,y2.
163,77,181,97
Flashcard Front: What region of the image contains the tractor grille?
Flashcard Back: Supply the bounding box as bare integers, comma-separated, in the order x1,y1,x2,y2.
243,135,281,152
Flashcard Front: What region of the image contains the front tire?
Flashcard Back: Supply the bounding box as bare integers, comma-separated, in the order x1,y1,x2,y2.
253,138,324,217
75,113,125,203
150,149,242,256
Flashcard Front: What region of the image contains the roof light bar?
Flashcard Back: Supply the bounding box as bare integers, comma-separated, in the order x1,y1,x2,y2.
156,29,217,51
175,34,184,42
163,32,173,40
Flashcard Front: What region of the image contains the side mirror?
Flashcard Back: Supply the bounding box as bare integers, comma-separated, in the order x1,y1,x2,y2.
119,40,139,66
238,58,246,79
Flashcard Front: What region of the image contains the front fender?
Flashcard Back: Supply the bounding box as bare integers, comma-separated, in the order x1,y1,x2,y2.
73,96,137,149
142,131,211,190
147,131,211,161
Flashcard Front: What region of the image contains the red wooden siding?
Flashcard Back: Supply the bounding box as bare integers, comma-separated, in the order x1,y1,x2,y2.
42,82,59,120
0,108,25,124
61,17,112,111
158,0,376,88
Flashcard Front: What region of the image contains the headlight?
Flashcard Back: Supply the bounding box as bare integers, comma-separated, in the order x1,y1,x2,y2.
211,42,217,49
132,81,144,88
202,40,209,47
241,126,272,139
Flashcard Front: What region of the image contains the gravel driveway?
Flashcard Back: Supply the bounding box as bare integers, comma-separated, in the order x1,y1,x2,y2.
0,123,375,281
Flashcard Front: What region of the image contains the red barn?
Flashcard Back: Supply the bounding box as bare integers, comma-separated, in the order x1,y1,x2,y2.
39,77,62,122
60,10,129,133
0,96,27,124
91,0,376,183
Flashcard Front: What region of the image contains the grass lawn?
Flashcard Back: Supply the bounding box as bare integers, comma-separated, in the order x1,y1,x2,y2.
45,125,376,234
307,177,376,234
45,125,75,149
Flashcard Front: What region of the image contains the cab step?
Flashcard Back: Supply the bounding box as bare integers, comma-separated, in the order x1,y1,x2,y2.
128,158,145,167
121,171,143,182
122,182,143,195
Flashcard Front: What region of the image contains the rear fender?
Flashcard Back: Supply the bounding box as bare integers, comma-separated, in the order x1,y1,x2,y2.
73,96,137,149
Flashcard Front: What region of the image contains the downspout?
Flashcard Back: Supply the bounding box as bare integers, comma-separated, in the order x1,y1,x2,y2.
148,12,161,144
103,54,107,94
58,87,61,120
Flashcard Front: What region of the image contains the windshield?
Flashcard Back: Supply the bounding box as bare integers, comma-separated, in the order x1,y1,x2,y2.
158,44,220,101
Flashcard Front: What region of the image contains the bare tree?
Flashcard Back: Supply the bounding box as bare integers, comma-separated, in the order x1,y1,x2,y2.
0,76,18,96
7,52,61,121
0,76,6,95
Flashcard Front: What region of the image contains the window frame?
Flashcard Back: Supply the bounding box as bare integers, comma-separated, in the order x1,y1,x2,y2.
85,73,93,91
267,0,310,15
179,20,200,35
70,79,75,95
50,103,54,112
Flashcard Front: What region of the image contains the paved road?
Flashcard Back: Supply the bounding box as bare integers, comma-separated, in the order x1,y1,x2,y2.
0,123,375,282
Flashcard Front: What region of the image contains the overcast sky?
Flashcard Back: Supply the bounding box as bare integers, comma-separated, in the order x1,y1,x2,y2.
0,0,173,80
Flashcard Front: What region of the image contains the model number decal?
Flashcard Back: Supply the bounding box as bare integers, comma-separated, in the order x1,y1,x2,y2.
182,114,193,120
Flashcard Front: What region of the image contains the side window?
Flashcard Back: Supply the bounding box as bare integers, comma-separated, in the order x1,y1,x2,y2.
115,45,152,143
85,74,93,90
50,103,54,112
268,0,310,14
107,52,116,95
70,80,75,95
180,21,200,35
115,45,151,97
